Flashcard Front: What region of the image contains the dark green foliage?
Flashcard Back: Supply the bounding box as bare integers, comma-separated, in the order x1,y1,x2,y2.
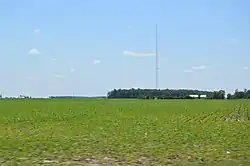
107,88,226,99
108,88,250,100
232,89,250,99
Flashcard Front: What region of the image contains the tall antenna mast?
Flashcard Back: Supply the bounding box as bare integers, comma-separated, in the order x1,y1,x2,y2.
155,24,159,90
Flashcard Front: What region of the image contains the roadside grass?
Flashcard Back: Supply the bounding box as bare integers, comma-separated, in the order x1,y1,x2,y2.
0,99,249,165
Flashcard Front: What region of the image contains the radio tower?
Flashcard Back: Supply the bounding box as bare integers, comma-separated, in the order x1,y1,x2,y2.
155,24,159,90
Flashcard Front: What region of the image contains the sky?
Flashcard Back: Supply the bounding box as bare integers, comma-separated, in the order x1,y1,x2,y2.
0,0,249,97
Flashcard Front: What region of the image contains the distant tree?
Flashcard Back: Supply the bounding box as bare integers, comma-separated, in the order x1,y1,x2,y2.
246,90,250,99
107,88,250,100
108,88,221,100
211,90,225,99
227,93,233,99
233,89,245,99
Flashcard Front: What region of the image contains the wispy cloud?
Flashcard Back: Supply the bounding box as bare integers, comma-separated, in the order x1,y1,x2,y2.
93,60,101,64
128,26,133,29
28,49,40,55
229,37,238,44
51,58,56,61
244,66,249,70
33,29,40,34
123,51,155,57
53,74,62,78
70,68,76,72
183,69,194,73
192,65,207,70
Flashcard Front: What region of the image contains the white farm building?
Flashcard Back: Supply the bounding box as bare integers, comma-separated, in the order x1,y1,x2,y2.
189,94,207,99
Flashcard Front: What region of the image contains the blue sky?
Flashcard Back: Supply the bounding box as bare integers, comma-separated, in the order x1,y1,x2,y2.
0,0,249,97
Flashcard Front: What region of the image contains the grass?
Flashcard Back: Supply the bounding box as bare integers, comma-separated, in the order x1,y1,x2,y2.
0,99,250,165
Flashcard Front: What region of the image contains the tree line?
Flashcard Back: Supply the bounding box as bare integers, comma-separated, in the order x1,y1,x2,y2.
107,88,250,100
227,89,250,99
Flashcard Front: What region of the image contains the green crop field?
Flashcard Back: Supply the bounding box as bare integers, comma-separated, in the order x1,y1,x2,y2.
0,99,250,165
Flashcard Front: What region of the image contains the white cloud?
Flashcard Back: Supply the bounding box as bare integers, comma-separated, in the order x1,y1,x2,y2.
70,68,76,72
244,66,249,70
51,58,56,61
53,74,62,78
192,65,207,70
33,29,40,34
28,49,40,55
184,69,194,73
229,37,238,44
123,51,155,57
93,60,101,64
